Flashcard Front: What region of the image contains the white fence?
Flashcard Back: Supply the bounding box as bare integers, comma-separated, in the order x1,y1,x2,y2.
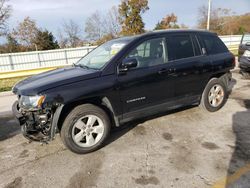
0,46,96,72
0,35,243,73
219,35,242,46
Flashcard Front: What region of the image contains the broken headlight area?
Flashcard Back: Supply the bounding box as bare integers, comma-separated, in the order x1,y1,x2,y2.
21,109,53,142
14,95,55,142
19,95,46,111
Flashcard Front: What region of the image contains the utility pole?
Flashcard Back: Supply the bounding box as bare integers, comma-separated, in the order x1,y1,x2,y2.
207,0,211,30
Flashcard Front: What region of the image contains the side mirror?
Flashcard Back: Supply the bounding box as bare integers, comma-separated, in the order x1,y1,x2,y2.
119,58,138,73
246,42,250,46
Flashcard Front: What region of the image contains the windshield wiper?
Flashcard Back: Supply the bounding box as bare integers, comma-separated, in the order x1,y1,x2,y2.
73,63,90,69
79,64,90,69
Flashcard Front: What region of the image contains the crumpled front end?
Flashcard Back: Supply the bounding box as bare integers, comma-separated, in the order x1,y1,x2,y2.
12,99,59,143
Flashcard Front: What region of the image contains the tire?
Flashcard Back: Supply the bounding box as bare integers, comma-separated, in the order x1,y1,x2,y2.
200,78,228,112
61,104,111,154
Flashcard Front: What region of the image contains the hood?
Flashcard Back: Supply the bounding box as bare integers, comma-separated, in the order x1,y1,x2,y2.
13,66,101,96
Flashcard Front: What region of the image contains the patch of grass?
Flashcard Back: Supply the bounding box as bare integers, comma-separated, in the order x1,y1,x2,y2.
228,46,239,56
229,49,239,56
0,76,27,92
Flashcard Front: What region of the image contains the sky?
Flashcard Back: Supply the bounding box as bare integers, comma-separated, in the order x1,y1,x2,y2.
8,0,250,39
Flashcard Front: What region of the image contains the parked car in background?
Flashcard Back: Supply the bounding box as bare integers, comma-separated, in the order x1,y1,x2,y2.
12,30,235,154
238,33,250,75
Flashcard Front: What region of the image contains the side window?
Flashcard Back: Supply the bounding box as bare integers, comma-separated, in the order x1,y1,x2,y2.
201,35,228,55
169,35,195,60
126,38,168,68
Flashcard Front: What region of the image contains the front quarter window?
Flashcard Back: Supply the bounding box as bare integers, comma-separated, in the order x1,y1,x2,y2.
76,39,131,69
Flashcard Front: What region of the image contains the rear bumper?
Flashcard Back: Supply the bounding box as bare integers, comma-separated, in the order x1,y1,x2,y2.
219,72,234,92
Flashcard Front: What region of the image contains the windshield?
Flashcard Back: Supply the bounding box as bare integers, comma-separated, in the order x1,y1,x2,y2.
76,38,132,69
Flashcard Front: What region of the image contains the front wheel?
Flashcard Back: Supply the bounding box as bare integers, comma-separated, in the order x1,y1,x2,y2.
61,104,111,154
200,78,228,112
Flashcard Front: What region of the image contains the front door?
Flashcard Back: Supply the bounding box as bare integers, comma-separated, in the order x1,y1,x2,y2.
117,37,176,121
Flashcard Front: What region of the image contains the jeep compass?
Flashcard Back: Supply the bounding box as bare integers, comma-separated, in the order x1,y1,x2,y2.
12,30,235,154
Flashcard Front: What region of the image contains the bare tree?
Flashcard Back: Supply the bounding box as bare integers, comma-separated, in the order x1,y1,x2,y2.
12,17,39,49
84,6,121,42
105,6,121,37
0,0,12,35
197,5,234,34
58,20,82,48
85,11,103,41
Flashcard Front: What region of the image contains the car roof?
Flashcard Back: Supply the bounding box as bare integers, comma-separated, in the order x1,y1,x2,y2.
144,29,216,36
114,29,216,42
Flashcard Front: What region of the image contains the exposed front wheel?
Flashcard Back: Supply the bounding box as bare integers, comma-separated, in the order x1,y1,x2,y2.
61,104,111,154
200,78,228,112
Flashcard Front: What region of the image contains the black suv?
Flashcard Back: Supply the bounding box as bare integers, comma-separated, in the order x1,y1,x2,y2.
12,30,235,154
239,33,250,74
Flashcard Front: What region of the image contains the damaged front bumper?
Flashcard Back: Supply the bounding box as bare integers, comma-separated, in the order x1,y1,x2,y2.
12,101,63,143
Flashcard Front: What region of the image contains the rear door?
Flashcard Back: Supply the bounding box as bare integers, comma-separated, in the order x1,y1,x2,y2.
198,33,234,73
167,33,212,103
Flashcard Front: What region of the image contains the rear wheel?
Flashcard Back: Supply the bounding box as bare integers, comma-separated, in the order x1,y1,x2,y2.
61,104,111,154
200,78,228,112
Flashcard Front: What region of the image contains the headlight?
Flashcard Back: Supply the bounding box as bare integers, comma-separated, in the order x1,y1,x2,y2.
19,95,46,109
243,50,250,57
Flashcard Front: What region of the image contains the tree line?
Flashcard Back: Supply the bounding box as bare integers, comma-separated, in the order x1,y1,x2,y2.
0,0,249,54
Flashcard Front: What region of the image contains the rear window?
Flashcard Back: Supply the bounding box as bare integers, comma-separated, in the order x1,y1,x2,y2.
201,35,228,55
169,35,195,60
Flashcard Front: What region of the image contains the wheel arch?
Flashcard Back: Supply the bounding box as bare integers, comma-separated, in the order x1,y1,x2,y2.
202,71,230,93
56,96,119,132
209,71,231,88
199,71,231,104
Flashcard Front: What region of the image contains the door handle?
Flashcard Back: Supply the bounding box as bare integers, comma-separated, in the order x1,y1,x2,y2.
158,68,176,75
158,69,168,74
193,63,203,69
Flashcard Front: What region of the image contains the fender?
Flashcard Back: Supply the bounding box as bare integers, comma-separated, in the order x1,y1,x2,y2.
52,96,120,135
51,104,64,140
101,97,120,127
